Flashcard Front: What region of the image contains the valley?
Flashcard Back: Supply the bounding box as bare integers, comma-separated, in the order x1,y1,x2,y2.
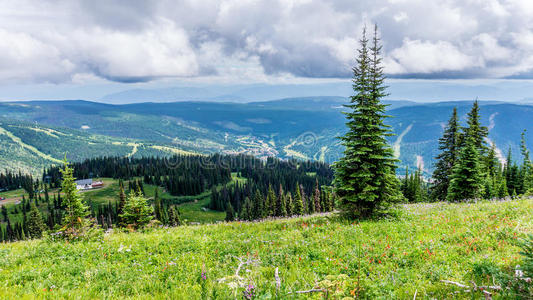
1,98,532,177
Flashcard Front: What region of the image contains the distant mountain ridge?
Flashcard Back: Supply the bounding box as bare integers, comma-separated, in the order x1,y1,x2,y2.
0,97,532,176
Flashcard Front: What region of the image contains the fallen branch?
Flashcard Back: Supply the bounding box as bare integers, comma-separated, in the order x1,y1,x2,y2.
441,280,468,289
217,255,260,284
441,280,502,300
274,267,281,290
288,288,326,294
232,255,260,278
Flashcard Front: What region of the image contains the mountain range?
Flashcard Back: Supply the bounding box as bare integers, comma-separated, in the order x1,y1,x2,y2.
1,97,532,177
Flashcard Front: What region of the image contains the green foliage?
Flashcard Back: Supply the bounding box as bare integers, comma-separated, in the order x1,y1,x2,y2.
167,206,181,226
447,136,484,201
276,184,287,217
224,202,235,222
60,160,89,231
266,184,276,217
520,234,533,278
293,185,304,215
431,108,460,201
401,167,429,202
119,191,154,230
27,203,45,239
462,100,489,154
334,26,402,218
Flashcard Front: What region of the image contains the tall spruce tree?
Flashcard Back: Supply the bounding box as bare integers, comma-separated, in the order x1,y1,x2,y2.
447,136,484,201
333,25,401,218
431,107,460,201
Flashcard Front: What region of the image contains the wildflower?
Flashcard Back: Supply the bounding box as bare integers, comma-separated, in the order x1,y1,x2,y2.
243,283,256,299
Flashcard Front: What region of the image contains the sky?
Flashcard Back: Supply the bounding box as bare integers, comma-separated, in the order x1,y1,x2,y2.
1,0,533,102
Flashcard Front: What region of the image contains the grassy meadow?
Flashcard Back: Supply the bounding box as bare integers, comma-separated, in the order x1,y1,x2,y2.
0,198,531,299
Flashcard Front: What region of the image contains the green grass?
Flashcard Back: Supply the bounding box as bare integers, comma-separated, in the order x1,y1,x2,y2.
0,188,27,200
82,175,245,224
0,198,531,299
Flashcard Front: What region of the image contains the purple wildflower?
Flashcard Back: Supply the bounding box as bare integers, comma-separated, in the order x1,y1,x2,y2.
243,283,255,299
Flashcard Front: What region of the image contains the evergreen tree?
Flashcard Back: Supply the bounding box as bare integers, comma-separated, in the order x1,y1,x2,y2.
60,160,89,231
153,187,164,223
293,185,304,215
277,184,287,217
313,179,321,213
447,136,484,201
431,107,461,201
6,219,13,242
241,197,253,221
27,203,45,239
285,193,293,216
300,184,308,214
520,130,533,192
1,206,7,222
225,202,235,222
485,144,499,177
120,191,154,230
117,181,126,225
463,100,489,154
402,167,427,202
252,190,264,219
167,206,181,226
333,25,402,218
266,184,276,217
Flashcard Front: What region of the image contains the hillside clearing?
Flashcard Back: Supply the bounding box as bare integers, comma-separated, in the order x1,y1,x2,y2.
0,198,530,298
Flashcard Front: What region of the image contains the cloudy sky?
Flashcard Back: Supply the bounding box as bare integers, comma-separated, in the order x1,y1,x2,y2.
1,0,533,101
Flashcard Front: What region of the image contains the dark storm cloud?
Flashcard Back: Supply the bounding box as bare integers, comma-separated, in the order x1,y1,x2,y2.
0,0,533,83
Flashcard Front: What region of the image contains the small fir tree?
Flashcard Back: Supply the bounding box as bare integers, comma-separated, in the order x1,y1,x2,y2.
27,203,45,239
60,160,89,231
120,191,154,230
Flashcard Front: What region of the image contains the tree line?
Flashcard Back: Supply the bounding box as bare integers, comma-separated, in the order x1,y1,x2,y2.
0,154,333,241
431,102,533,201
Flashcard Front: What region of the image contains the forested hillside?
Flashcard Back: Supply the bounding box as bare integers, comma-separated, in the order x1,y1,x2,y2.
0,154,333,242
1,99,533,176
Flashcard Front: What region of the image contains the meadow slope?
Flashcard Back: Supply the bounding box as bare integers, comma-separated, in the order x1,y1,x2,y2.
0,199,531,299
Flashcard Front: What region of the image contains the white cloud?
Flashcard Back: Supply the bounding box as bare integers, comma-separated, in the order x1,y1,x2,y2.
0,29,75,83
70,21,199,81
387,39,480,74
393,12,408,23
0,0,532,83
